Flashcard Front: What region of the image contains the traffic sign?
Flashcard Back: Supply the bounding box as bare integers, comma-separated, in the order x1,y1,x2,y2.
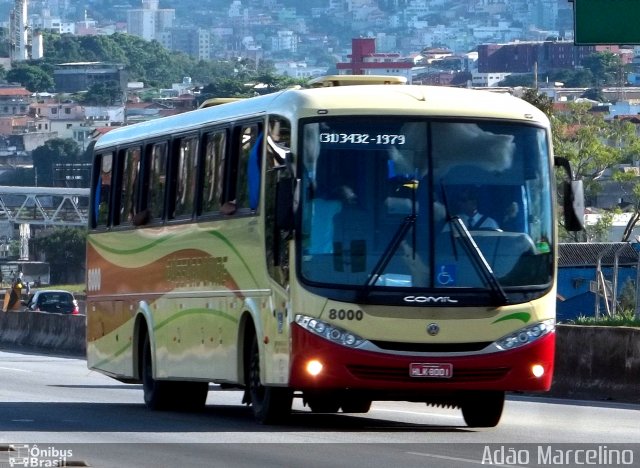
573,0,640,45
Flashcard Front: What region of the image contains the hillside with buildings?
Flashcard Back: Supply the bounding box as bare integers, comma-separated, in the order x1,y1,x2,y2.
0,0,639,242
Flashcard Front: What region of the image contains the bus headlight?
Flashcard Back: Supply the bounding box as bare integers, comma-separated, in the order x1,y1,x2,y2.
495,319,555,351
295,315,365,348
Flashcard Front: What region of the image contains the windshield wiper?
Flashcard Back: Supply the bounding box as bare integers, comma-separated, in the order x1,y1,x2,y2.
450,216,509,305
363,214,416,295
362,177,419,298
440,181,508,305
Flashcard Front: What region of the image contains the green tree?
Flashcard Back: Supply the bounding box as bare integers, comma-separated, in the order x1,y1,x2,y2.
553,102,625,240
6,64,54,92
81,80,123,105
33,227,86,284
201,77,254,98
581,88,606,102
582,51,624,87
520,88,554,117
31,138,82,186
498,74,536,87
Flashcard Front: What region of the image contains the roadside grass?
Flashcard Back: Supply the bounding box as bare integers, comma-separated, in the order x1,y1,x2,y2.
36,283,86,294
574,310,640,327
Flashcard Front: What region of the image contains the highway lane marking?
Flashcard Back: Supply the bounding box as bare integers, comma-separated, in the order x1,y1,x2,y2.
407,451,528,467
0,366,30,373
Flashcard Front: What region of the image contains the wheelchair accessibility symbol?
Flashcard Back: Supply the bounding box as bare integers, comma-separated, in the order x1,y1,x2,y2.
436,265,456,286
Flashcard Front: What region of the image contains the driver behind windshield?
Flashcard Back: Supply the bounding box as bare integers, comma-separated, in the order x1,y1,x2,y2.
456,187,499,230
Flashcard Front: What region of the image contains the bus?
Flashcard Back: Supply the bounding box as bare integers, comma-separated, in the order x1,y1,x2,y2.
86,79,583,427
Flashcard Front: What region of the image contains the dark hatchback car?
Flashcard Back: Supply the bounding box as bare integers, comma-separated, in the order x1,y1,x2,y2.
23,290,80,315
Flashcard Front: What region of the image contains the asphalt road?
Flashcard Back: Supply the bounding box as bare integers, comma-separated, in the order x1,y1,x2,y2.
0,349,638,467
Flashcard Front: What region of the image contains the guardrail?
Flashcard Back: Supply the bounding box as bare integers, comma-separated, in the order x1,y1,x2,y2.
0,315,638,403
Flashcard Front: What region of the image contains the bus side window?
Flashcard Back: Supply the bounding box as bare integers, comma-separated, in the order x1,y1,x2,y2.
117,147,141,226
92,152,113,228
170,136,198,219
229,123,263,213
146,142,168,222
265,115,291,286
201,130,227,215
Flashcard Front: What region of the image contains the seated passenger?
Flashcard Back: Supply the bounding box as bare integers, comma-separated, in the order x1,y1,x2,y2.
501,201,521,232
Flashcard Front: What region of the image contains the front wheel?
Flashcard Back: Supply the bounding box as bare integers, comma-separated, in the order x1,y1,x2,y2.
142,334,209,411
247,336,292,424
340,397,372,414
460,391,505,428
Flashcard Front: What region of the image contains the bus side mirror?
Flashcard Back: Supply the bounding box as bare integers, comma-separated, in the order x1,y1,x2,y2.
555,157,584,232
563,179,584,232
276,175,294,233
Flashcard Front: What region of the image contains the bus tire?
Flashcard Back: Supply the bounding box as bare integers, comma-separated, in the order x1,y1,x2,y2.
340,397,372,414
460,391,505,428
142,334,173,410
305,393,340,413
248,336,292,424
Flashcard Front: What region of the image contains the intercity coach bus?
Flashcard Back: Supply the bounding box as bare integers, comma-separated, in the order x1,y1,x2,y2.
86,79,583,426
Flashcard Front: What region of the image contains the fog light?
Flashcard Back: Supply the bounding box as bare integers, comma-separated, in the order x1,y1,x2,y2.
531,364,545,378
306,360,323,376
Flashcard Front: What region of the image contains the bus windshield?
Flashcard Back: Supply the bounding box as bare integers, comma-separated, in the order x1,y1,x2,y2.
299,117,554,294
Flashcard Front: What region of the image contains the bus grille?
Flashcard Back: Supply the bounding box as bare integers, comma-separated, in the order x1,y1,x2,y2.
347,365,510,382
370,341,492,353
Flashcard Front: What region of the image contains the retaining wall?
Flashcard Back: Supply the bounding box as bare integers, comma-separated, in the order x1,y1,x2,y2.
0,311,85,356
0,314,638,403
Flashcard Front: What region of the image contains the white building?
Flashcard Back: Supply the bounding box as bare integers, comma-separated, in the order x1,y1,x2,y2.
273,62,328,79
127,0,175,42
10,0,28,62
271,30,298,53
471,71,511,87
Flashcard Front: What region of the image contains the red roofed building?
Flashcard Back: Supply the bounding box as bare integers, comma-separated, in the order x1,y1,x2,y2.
336,38,413,83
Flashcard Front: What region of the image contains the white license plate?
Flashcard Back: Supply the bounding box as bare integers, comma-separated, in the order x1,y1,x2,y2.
410,363,453,378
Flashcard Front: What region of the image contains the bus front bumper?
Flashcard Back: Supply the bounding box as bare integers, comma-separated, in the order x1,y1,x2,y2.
289,322,554,393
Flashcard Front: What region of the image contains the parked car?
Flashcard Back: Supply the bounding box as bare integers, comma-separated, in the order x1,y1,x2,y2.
23,290,80,315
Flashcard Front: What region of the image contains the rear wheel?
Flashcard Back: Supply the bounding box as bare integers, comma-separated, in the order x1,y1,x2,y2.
142,334,173,410
247,336,292,424
460,391,505,428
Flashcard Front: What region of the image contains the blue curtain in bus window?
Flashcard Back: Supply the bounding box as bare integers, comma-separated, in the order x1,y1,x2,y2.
94,176,101,223
248,132,263,210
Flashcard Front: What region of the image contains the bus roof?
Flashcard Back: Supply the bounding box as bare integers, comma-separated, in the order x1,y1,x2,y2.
94,85,549,150
198,97,244,109
307,75,407,87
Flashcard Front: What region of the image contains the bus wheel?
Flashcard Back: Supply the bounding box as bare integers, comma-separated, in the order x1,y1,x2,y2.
460,391,505,428
142,334,172,410
305,394,340,413
340,397,372,414
248,337,292,424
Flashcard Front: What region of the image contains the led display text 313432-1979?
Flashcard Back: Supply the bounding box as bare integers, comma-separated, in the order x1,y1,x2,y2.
319,132,406,145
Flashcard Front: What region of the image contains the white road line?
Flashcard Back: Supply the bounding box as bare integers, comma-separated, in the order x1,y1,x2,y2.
406,451,528,467
0,367,30,373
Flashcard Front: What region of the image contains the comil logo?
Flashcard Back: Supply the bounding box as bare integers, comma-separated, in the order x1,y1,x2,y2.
87,268,101,291
403,296,458,304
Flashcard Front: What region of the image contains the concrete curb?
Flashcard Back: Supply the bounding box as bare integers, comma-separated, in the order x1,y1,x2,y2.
0,314,638,403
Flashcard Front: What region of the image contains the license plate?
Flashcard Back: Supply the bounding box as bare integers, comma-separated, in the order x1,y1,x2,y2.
410,363,453,378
